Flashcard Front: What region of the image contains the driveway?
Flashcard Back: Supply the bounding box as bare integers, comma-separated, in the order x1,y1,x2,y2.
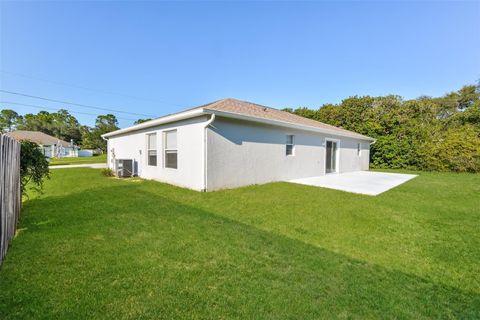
288,171,417,196
50,163,107,169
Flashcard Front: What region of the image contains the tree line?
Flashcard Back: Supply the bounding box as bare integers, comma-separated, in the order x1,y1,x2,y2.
1,84,479,172
283,84,480,172
0,109,122,151
0,109,152,152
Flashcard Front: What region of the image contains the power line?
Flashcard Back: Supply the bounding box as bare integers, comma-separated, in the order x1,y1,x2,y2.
0,89,157,118
0,70,187,108
0,101,137,121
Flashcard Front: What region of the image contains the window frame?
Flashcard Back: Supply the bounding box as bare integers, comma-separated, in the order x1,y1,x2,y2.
163,129,178,169
286,134,295,156
146,132,157,166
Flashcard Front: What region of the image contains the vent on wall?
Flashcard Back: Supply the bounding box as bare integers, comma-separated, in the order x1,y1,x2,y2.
115,159,134,178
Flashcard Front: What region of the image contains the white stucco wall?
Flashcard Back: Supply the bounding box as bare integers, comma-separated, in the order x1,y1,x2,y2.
108,114,371,191
338,138,370,173
106,115,208,191
206,117,370,190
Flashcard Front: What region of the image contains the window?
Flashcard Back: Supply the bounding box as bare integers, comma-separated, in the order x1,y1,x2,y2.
147,133,157,166
286,135,295,156
357,143,361,156
164,130,177,169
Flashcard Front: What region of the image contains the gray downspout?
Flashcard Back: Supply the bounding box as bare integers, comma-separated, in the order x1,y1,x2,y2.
101,135,109,170
203,114,216,192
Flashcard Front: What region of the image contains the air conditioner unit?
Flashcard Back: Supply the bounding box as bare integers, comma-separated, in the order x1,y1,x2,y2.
115,159,134,178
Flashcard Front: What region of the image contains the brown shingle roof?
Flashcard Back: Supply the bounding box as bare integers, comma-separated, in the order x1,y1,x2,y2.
103,97,374,140
4,131,72,147
201,98,373,140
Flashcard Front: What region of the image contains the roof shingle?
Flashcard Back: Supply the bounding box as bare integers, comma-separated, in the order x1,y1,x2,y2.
4,131,72,147
201,98,373,140
103,97,374,141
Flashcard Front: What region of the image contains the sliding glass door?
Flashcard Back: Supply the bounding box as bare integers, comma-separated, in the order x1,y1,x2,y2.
325,140,338,173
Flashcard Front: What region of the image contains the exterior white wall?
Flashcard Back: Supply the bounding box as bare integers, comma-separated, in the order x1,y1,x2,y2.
107,116,208,191
206,117,370,190
338,139,370,173
42,145,53,158
61,147,78,157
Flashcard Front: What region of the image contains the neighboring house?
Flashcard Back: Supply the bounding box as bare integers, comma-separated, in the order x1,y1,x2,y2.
5,130,79,158
102,98,375,191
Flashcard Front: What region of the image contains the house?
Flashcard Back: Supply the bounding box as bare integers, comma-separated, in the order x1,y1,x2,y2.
5,130,79,158
102,98,375,191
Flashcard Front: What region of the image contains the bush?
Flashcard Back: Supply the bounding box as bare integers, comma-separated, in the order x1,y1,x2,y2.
286,84,480,173
420,125,480,172
101,168,115,177
20,140,50,194
370,135,417,169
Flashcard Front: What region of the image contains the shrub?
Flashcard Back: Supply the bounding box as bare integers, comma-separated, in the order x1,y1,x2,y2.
420,125,480,172
101,168,115,177
20,140,50,194
286,84,480,173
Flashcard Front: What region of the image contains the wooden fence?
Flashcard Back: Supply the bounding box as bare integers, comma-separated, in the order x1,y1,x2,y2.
0,134,21,265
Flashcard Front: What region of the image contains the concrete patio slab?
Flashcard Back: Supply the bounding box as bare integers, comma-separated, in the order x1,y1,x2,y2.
288,171,417,196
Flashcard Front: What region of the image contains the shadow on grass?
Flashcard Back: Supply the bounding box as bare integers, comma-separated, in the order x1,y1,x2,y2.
1,183,479,319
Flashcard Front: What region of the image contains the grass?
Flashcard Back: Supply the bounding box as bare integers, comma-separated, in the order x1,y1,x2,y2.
0,169,479,319
49,154,107,165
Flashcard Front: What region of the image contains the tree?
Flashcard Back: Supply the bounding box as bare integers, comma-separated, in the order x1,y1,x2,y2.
95,114,119,132
17,109,82,144
81,114,119,152
0,109,22,132
284,83,480,172
50,109,82,143
18,111,53,135
20,140,50,194
80,127,96,149
420,125,480,172
134,118,152,125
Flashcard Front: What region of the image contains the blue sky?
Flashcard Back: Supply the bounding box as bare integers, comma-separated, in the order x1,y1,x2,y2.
1,1,479,128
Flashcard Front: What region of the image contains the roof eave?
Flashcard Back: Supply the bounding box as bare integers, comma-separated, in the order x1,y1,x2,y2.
102,106,375,142
203,108,375,141
102,108,206,138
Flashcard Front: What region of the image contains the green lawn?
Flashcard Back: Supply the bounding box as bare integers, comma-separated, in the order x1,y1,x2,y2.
0,169,479,319
49,154,107,166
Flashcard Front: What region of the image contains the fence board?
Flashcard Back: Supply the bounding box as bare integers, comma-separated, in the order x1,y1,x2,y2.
0,134,21,265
